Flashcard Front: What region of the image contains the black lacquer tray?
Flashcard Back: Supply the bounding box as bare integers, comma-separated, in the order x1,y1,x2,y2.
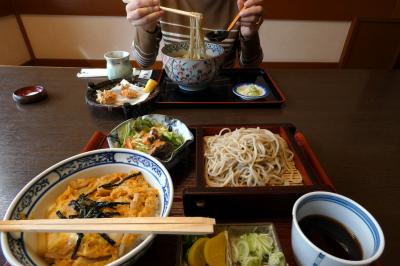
156,68,286,107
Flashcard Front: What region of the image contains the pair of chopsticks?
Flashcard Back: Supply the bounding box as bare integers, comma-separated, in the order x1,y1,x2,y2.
122,0,200,18
0,217,215,235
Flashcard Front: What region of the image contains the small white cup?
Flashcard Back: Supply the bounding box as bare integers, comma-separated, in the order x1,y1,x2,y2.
104,51,133,80
292,191,384,266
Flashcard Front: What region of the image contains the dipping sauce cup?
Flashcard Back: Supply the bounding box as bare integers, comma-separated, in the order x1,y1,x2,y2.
292,191,384,266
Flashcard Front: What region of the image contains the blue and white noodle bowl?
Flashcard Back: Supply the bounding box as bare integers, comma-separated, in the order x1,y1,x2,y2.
1,148,174,266
161,42,224,92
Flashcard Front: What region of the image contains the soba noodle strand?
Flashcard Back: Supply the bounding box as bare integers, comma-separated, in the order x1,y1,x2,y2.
188,13,206,59
205,128,303,187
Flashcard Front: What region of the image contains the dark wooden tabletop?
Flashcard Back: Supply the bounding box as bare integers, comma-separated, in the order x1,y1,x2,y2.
0,66,399,265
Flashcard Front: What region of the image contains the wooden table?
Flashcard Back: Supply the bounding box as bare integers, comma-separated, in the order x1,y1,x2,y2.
0,66,399,265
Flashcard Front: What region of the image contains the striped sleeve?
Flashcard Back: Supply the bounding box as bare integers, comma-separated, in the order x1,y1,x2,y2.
132,24,162,68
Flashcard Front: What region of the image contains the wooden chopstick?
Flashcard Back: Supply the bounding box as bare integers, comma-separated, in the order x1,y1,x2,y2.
0,223,214,235
227,6,246,31
121,1,200,18
1,217,215,225
159,6,200,18
0,217,215,235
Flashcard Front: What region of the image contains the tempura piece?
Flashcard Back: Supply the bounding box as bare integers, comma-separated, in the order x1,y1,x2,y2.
120,87,138,99
96,90,117,104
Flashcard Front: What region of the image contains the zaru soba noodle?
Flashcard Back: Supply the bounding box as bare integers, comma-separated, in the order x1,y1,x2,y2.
205,128,303,187
39,171,159,266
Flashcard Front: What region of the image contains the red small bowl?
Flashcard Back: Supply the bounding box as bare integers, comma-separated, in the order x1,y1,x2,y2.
12,85,47,104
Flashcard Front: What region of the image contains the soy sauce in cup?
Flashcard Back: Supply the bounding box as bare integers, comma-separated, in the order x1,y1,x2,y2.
299,215,363,260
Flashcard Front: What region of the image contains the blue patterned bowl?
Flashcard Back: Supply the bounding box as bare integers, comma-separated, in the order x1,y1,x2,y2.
107,114,194,169
1,148,173,266
161,42,224,92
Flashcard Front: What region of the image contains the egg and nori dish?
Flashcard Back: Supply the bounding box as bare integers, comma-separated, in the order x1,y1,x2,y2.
39,171,159,266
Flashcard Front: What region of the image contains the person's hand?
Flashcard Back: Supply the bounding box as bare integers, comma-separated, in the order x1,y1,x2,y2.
237,0,263,40
125,0,164,32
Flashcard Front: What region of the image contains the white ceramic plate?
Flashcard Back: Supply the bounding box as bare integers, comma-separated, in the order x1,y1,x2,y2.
232,83,269,101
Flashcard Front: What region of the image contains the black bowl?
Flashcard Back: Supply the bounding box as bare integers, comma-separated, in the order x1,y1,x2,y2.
85,78,160,119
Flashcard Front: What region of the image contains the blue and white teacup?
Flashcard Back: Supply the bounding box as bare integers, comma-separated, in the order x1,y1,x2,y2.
292,191,384,266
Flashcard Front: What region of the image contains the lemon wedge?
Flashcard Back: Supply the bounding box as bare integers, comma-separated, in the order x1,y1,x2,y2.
188,237,209,266
144,78,158,93
204,231,227,266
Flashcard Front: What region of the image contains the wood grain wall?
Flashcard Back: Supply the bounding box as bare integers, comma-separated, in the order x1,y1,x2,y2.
394,0,400,17
264,0,399,20
339,18,400,68
12,0,400,20
8,0,400,67
0,0,14,17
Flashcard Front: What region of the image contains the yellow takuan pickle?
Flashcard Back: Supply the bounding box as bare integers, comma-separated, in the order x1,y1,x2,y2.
144,79,158,93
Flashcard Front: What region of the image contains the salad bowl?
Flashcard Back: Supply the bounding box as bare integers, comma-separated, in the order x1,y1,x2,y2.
107,114,194,169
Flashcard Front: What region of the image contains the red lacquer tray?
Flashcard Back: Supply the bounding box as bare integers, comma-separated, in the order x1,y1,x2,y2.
81,126,382,266
84,124,334,218
81,125,332,266
155,68,286,107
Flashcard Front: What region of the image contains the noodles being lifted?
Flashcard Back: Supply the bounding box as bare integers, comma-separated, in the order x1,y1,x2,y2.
205,128,302,187
187,13,206,59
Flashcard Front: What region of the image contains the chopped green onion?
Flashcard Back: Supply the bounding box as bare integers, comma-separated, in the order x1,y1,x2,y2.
268,251,285,266
231,232,285,266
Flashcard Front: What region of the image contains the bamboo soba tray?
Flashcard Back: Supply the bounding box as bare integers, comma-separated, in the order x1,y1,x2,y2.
183,124,334,218
155,68,286,107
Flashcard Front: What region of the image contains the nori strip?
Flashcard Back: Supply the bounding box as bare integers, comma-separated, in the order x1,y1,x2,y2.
55,173,140,260
56,210,67,219
71,233,84,259
99,172,141,190
99,233,116,246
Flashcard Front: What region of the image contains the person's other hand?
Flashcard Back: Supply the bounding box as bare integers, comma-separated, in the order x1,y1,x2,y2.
125,0,164,32
237,0,263,40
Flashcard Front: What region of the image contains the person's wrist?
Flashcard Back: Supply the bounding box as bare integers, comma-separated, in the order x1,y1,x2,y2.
142,24,158,34
240,30,255,41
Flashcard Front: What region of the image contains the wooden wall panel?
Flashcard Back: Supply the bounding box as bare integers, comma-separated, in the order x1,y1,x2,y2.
393,0,400,18
0,0,14,17
340,18,400,68
12,0,399,20
264,0,397,20
13,0,126,16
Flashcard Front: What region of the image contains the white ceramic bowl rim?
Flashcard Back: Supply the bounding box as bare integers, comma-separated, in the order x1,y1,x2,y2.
292,191,385,265
161,42,224,61
1,148,173,266
104,51,130,60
